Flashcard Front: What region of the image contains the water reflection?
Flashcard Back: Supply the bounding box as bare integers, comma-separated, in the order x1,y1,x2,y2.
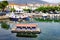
0,18,60,40
34,18,60,22
16,33,37,38
1,22,10,30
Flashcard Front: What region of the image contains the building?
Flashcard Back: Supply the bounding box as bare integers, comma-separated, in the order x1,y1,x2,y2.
11,24,40,34
7,3,41,13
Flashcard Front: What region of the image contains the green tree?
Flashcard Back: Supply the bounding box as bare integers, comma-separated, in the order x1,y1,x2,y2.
0,3,3,11
35,6,60,13
23,9,32,13
0,3,2,9
0,1,8,11
10,8,16,12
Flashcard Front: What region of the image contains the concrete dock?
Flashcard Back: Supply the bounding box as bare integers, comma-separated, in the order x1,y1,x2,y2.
0,16,9,20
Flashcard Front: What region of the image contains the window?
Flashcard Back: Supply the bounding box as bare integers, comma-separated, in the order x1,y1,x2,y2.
23,27,26,28
32,27,36,29
27,27,30,29
17,26,22,29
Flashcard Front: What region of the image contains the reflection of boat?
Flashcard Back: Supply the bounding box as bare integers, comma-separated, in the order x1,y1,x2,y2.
11,24,40,34
42,14,47,18
16,33,37,38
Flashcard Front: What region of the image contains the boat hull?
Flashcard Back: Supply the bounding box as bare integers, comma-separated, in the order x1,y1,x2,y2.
9,17,19,21
21,17,30,21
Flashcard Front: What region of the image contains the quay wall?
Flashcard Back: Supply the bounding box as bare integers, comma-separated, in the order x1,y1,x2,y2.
25,13,60,19
0,15,9,20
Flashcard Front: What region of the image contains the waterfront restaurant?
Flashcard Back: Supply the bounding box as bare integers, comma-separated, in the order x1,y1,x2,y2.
11,24,40,34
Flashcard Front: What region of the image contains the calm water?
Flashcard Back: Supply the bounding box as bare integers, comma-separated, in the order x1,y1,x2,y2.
0,21,60,40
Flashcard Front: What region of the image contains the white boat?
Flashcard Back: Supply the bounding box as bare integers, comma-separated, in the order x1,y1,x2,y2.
9,12,19,21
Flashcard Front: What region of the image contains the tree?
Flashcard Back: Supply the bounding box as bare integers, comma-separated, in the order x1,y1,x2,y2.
0,3,3,11
35,6,48,13
0,3,2,9
0,1,8,11
23,9,32,13
10,8,16,12
35,6,60,13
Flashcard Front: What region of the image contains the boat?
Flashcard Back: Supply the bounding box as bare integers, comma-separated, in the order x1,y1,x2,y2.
20,15,30,21
11,24,41,34
9,15,19,21
9,12,19,21
9,12,30,21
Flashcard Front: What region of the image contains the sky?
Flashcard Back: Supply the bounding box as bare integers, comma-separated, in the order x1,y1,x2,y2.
42,0,60,3
0,0,60,3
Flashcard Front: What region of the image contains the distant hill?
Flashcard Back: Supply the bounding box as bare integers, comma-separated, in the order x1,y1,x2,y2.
8,0,48,4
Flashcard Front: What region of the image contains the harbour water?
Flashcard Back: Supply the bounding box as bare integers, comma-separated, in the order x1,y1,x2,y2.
0,20,60,40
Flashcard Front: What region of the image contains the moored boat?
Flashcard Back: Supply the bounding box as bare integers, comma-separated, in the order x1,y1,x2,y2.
20,15,30,21
9,13,19,21
9,16,19,21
